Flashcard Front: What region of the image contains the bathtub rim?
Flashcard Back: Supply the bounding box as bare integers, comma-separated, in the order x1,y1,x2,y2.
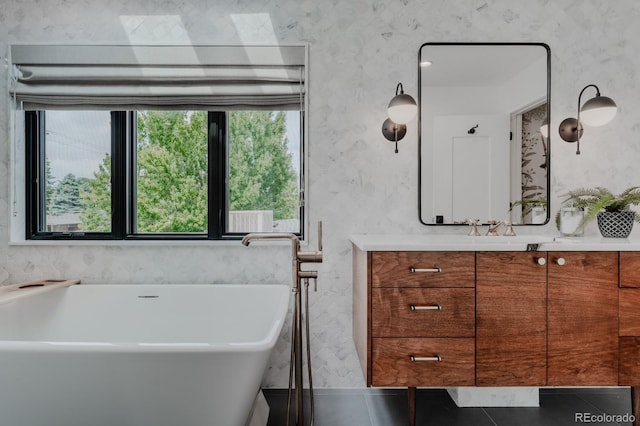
0,283,291,354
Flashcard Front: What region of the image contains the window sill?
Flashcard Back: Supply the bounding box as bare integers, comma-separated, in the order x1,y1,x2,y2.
8,239,307,247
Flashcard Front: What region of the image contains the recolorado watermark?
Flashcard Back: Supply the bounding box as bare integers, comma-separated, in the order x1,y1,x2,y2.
575,412,636,423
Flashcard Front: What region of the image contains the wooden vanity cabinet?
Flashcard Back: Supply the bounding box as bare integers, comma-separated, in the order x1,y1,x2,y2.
476,251,547,386
353,247,639,426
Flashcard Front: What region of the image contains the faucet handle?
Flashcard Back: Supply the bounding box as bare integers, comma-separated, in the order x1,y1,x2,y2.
465,218,481,236
503,221,517,236
297,221,323,263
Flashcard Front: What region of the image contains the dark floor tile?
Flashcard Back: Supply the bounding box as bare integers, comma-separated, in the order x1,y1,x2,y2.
573,388,633,426
485,393,621,426
366,389,495,426
263,389,372,426
264,388,635,426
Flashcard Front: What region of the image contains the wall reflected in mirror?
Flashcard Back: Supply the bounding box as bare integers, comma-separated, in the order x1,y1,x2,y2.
419,43,550,225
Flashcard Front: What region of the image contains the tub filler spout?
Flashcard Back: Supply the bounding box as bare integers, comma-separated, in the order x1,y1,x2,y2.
242,222,323,426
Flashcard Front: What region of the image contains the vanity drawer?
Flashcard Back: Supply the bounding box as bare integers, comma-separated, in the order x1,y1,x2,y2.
620,289,640,336
621,252,640,288
371,338,475,387
372,288,475,337
371,251,475,288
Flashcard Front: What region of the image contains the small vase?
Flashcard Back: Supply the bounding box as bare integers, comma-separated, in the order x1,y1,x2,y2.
531,206,546,224
559,207,584,236
596,211,635,238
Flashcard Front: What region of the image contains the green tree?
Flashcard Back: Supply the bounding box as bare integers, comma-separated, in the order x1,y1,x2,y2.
49,173,90,215
135,111,209,232
78,110,298,232
45,158,55,214
228,111,298,220
79,156,112,232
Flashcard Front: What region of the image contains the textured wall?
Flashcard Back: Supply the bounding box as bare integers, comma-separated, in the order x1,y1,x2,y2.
1,0,640,388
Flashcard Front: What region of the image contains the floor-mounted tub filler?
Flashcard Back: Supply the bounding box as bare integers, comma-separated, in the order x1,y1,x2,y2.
0,281,289,426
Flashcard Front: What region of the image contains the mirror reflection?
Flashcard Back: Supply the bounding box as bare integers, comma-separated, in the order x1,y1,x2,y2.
419,43,550,225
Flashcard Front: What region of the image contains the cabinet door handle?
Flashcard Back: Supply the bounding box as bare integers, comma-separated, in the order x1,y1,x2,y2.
409,304,442,311
410,355,441,362
535,257,546,266
555,257,566,266
409,267,442,273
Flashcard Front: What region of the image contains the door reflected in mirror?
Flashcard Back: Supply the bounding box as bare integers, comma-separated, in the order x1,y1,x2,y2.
419,43,550,226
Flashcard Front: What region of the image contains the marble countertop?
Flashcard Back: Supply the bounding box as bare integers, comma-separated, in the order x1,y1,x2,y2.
349,234,640,252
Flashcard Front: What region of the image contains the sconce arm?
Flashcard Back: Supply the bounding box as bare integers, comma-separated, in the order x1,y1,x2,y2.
574,84,600,155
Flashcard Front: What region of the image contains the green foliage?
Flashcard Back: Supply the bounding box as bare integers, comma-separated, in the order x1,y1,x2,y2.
135,111,209,233
228,111,298,220
48,173,90,215
68,110,298,233
79,156,112,232
557,186,640,231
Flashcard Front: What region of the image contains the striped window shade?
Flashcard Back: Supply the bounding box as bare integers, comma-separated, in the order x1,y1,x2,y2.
9,44,306,110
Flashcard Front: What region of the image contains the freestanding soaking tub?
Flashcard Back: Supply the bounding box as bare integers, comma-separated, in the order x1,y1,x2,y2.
0,283,290,426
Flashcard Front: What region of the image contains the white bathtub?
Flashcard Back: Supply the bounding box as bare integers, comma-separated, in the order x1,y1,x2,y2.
0,284,290,426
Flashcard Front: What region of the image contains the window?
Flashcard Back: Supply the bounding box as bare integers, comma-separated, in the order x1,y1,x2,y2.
12,44,307,241
25,109,303,240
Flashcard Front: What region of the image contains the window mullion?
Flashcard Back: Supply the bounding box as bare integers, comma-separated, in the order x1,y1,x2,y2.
111,111,127,239
208,112,227,239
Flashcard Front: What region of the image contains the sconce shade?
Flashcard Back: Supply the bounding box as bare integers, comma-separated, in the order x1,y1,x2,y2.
580,95,617,126
387,94,417,123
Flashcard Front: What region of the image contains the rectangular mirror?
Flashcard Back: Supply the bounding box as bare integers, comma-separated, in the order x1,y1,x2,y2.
419,43,550,225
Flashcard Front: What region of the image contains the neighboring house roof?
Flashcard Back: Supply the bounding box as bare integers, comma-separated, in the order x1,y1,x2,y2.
47,213,81,226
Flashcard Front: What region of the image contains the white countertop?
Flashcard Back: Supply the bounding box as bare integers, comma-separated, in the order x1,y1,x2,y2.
349,234,640,251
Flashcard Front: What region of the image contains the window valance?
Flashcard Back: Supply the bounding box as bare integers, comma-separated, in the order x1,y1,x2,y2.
10,44,306,110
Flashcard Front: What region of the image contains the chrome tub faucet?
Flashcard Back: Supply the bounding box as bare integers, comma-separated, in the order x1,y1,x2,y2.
241,222,323,426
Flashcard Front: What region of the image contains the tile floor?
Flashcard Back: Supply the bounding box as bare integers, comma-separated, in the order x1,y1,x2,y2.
263,387,634,426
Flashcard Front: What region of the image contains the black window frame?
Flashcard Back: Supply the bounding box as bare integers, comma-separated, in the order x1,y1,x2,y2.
25,110,305,241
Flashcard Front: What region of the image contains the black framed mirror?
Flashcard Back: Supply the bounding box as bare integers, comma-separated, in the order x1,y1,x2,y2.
418,43,551,225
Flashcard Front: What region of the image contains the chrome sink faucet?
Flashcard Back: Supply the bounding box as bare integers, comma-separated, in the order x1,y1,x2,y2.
465,218,481,236
486,220,504,236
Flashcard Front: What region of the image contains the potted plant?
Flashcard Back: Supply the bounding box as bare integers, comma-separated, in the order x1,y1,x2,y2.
558,186,640,238
509,198,547,224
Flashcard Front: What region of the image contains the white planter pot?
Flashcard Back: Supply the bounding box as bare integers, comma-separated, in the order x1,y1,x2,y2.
559,207,584,236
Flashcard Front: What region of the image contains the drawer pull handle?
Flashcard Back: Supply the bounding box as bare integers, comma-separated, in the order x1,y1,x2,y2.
410,355,442,362
409,304,442,311
409,267,442,273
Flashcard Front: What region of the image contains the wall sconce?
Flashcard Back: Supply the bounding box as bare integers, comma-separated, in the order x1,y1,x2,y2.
381,82,417,153
558,84,617,155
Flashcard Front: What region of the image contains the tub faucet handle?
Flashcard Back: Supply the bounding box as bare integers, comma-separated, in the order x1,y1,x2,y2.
297,221,323,263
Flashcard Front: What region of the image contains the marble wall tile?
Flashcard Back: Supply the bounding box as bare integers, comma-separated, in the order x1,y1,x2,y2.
1,0,640,388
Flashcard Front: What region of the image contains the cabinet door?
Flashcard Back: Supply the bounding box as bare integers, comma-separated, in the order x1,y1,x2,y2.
620,252,640,287
548,251,619,385
476,252,547,386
